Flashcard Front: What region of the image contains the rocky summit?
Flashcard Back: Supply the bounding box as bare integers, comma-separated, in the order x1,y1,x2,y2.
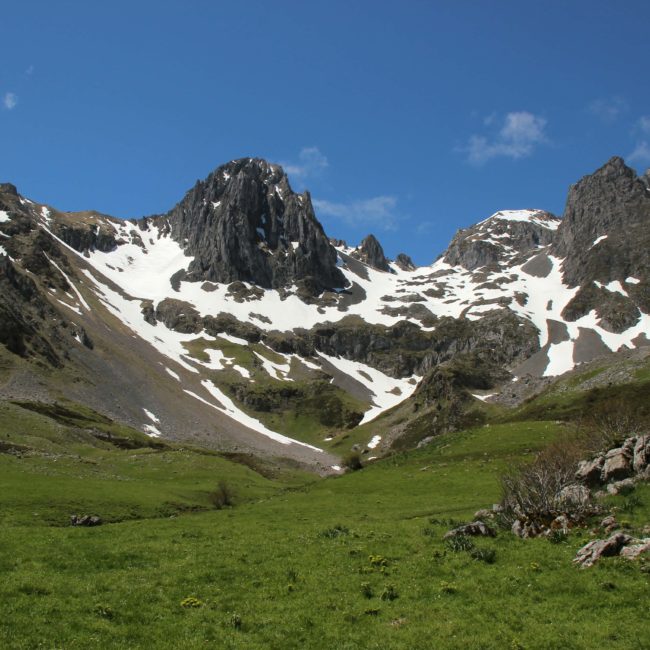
0,156,648,469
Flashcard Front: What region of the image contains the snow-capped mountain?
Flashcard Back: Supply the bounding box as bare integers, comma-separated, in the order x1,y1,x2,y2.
0,157,648,467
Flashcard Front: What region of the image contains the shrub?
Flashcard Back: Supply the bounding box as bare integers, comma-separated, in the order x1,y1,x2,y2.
230,613,243,630
360,582,373,598
319,524,349,539
445,535,474,553
208,481,234,509
621,495,642,513
439,581,456,594
180,596,203,608
380,584,399,601
343,451,363,471
548,529,568,545
470,547,496,564
499,438,590,527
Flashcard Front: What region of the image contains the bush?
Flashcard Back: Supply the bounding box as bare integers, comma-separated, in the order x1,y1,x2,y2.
380,584,398,601
445,535,474,553
319,524,350,539
208,481,235,509
470,547,496,564
342,451,363,471
499,438,589,527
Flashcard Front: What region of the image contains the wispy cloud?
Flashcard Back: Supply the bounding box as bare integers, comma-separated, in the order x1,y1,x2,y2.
459,111,548,165
638,116,650,135
628,141,650,165
25,65,35,76
3,92,17,110
282,146,329,179
313,195,399,230
588,96,627,122
627,116,650,165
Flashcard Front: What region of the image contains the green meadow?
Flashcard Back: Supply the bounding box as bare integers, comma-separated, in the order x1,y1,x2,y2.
0,397,648,649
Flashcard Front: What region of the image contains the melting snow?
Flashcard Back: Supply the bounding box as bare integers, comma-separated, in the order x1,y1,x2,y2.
143,424,161,437
198,380,323,452
143,408,160,423
591,235,608,248
164,367,181,381
0,211,11,223
367,435,381,449
316,351,420,424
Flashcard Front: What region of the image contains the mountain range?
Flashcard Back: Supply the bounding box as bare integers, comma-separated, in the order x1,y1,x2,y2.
0,156,648,472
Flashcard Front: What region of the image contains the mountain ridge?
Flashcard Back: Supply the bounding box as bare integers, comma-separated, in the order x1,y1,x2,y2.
0,155,648,467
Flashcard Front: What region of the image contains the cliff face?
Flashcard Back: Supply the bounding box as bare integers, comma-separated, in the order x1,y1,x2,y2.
164,158,346,295
553,157,650,328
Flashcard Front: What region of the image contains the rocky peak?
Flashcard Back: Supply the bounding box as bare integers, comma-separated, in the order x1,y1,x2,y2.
395,253,416,271
443,209,559,271
0,183,18,197
164,158,346,295
352,234,391,272
553,156,650,286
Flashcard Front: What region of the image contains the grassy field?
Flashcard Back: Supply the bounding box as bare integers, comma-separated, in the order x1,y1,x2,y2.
0,403,648,649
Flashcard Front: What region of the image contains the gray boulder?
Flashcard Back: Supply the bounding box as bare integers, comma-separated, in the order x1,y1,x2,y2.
619,539,650,561
574,533,633,568
601,448,633,483
606,478,636,496
444,520,496,539
575,455,604,486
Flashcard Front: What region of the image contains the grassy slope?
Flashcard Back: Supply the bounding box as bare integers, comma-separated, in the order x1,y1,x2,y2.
0,407,647,649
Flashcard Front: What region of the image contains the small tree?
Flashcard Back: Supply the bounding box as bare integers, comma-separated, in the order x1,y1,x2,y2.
342,451,363,471
208,480,235,509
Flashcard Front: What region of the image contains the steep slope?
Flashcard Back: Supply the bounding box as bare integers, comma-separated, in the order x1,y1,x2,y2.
0,156,648,459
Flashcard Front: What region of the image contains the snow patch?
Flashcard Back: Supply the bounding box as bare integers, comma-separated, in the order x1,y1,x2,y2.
367,435,382,449
591,235,608,248
0,211,11,223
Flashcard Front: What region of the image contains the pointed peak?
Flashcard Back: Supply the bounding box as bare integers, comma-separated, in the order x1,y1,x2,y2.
354,233,390,272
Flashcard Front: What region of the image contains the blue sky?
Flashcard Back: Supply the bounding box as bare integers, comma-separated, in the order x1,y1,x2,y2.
2,1,649,265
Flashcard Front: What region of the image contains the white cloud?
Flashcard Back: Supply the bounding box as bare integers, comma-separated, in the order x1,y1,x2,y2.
627,141,650,165
3,92,17,110
313,195,399,230
637,116,650,134
460,111,548,165
588,96,627,122
25,65,35,76
282,146,329,179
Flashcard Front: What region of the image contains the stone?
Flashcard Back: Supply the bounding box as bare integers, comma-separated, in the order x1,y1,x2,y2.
575,455,604,486
600,515,618,533
633,434,649,473
601,448,632,483
619,539,650,561
444,520,496,539
555,484,591,507
573,533,633,568
606,478,636,496
70,514,102,527
473,509,494,520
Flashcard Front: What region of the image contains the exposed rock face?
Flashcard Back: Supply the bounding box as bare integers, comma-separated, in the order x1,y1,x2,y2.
353,234,391,272
443,210,559,271
554,156,650,318
163,158,346,295
155,298,202,334
395,253,416,271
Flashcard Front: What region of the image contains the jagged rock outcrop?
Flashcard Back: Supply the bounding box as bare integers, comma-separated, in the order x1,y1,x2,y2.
444,210,559,271
554,156,650,319
395,253,416,271
352,234,391,272
163,158,346,296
